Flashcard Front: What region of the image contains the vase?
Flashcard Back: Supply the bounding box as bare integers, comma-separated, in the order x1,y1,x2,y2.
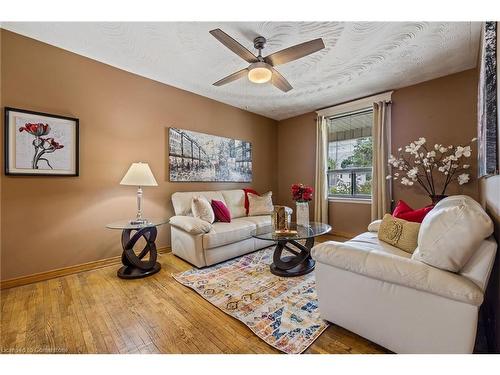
296,201,310,227
429,194,448,205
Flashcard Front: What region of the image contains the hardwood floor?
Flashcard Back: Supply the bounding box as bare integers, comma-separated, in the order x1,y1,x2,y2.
0,236,388,354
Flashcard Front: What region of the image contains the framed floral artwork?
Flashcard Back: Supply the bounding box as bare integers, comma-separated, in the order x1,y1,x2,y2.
4,107,79,176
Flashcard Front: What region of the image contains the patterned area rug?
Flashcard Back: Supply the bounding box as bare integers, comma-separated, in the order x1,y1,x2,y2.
172,247,329,354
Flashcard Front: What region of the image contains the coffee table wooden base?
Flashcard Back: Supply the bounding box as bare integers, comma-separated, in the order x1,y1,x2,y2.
270,257,315,277
270,237,315,277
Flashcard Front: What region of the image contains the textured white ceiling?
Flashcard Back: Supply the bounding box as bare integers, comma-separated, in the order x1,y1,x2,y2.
1,22,481,120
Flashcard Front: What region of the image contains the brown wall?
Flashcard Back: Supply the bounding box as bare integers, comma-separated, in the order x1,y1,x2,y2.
277,69,480,236
0,30,278,281
391,69,479,208
328,201,371,237
276,112,316,211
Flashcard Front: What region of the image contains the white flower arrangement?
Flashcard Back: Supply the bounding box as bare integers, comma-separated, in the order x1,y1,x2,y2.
387,137,476,197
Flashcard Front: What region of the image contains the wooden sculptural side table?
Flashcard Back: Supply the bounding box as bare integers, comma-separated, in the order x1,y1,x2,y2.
106,218,167,279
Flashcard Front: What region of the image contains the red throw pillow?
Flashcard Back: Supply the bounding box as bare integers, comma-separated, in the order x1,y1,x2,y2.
392,200,413,217
392,200,434,223
211,200,231,223
243,188,259,215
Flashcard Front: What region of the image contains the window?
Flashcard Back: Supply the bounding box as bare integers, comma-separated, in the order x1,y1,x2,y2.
327,109,373,199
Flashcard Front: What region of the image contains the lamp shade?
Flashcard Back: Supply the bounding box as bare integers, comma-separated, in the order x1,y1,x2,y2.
120,162,158,186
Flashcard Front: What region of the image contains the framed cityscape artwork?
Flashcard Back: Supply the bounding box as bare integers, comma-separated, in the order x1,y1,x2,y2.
168,127,252,182
477,21,499,177
4,107,79,176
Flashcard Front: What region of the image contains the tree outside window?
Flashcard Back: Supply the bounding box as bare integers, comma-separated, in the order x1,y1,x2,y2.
327,110,373,198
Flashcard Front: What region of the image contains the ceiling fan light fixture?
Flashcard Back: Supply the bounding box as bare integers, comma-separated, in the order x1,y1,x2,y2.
247,62,272,84
210,29,325,92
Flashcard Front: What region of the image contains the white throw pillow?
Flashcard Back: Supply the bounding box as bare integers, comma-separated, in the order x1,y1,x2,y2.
367,219,382,232
411,195,493,272
248,192,273,216
191,196,215,224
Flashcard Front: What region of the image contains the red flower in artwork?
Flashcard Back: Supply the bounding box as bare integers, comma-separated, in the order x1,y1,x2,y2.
18,122,64,170
43,138,64,150
19,123,50,137
291,183,313,202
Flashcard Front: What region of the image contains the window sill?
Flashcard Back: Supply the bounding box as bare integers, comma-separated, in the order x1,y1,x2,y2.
328,198,372,205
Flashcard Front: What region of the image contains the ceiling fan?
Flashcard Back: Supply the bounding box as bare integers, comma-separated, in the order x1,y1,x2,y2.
209,29,325,92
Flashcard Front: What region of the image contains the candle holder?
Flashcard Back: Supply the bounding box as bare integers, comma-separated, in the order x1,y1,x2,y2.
272,205,293,232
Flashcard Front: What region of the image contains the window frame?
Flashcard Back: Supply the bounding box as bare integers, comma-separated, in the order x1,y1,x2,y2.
328,167,372,200
317,91,392,204
326,109,374,201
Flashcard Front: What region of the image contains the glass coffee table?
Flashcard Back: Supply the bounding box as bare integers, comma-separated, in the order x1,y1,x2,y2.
106,218,168,279
252,222,332,277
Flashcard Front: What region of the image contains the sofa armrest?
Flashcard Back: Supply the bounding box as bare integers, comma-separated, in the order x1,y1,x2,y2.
169,216,212,235
367,219,382,232
311,241,483,305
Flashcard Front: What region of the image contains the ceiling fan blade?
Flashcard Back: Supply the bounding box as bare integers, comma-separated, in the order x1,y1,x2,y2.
209,29,259,63
264,38,325,66
271,68,293,92
213,68,248,86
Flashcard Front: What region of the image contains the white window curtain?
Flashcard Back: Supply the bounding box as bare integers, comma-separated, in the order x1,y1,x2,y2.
371,101,392,220
314,115,328,223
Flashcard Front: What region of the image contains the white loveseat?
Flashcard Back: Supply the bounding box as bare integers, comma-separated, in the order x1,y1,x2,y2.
169,190,275,267
311,196,497,354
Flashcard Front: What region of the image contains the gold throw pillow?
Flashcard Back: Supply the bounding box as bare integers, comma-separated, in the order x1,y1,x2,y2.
378,214,420,253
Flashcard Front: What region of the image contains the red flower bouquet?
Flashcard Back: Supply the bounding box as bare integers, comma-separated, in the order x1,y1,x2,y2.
291,183,313,202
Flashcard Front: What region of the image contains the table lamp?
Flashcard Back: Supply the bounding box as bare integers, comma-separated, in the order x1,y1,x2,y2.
120,162,158,224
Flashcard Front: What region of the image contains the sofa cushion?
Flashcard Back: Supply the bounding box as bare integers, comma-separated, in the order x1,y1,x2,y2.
367,220,382,232
248,192,273,216
311,240,484,305
202,218,257,249
393,200,434,223
238,215,272,235
348,232,412,258
211,199,231,222
220,190,246,219
412,195,494,272
191,196,215,223
243,188,259,215
378,214,420,253
171,191,226,216
169,215,213,234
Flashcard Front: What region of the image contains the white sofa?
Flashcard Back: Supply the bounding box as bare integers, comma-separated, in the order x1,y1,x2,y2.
169,189,275,267
311,197,497,354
